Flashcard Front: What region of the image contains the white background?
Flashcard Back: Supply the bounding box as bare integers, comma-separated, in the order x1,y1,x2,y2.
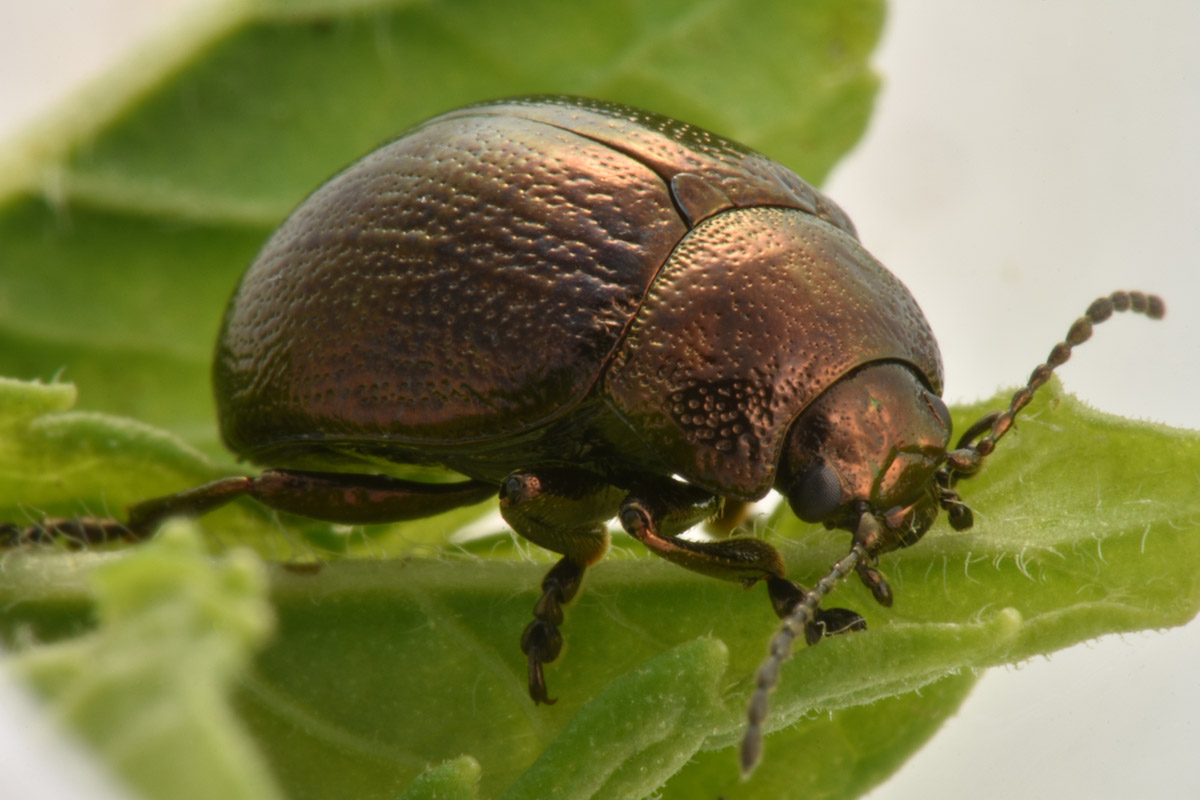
1,1,1198,798
832,5,1200,799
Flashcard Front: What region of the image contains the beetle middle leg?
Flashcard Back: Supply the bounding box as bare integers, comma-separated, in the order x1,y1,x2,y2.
498,468,624,704
618,478,865,640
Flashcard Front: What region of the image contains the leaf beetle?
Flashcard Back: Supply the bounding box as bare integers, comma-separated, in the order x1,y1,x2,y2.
3,95,1164,773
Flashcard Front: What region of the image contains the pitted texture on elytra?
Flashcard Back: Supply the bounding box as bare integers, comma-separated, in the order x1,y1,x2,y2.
215,98,859,463
216,113,687,453
443,96,857,237
605,207,943,497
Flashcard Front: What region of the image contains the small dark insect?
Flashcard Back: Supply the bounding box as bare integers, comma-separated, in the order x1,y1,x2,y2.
2,96,1164,773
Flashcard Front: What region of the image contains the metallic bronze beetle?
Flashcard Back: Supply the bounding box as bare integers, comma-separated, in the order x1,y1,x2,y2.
4,96,1164,772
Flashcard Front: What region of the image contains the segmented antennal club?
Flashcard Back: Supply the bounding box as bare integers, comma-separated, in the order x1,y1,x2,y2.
936,290,1165,523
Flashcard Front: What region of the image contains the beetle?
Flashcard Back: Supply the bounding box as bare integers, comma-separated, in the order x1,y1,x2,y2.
2,95,1164,773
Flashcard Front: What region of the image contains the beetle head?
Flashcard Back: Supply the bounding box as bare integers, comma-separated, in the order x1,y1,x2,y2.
778,362,952,553
744,291,1166,777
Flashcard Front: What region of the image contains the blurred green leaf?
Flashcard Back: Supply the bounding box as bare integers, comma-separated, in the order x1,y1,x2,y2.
399,756,482,800
5,522,281,800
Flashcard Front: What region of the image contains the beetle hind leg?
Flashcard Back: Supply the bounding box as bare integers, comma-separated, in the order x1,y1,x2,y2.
2,516,144,548
2,470,499,549
2,476,260,547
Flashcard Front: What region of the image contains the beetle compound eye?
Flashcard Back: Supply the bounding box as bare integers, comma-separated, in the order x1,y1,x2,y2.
788,462,843,522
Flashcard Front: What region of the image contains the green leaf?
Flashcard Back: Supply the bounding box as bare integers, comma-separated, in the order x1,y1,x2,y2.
660,670,979,800
399,756,482,800
501,638,730,799
4,522,281,800
4,379,1199,799
5,1,1197,799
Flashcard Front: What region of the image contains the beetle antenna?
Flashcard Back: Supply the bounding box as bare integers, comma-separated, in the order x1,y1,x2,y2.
741,536,868,776
941,290,1164,488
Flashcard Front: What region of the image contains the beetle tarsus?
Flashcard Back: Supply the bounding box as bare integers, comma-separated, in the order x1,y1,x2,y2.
520,618,562,705
0,516,138,549
526,663,556,706
936,486,974,530
765,576,805,619
855,561,894,607
519,556,585,705
813,606,868,638
766,576,866,639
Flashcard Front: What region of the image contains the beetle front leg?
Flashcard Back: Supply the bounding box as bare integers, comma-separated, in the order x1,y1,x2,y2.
498,468,623,704
618,479,865,641
618,480,781,583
